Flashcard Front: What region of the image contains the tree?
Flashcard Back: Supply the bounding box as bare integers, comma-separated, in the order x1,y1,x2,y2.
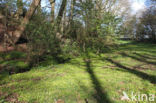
49,0,55,23
15,0,23,20
136,5,156,41
11,0,41,44
56,0,67,26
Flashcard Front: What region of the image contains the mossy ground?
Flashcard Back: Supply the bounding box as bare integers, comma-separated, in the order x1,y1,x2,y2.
0,41,156,103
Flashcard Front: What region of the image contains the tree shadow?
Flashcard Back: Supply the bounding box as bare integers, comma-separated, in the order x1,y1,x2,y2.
117,41,156,54
84,55,112,103
120,53,156,65
133,52,156,60
105,58,156,84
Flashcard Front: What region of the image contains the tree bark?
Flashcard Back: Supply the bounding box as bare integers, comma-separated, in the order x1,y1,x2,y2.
56,0,67,26
49,0,55,23
11,0,41,44
15,0,23,19
69,0,75,21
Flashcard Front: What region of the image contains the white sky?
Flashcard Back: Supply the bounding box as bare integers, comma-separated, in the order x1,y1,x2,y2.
131,0,146,13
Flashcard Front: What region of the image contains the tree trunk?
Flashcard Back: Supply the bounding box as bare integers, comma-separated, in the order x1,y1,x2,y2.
11,0,41,44
15,0,23,20
54,0,67,42
63,0,75,36
68,0,75,28
49,0,55,23
56,0,67,26
69,0,75,21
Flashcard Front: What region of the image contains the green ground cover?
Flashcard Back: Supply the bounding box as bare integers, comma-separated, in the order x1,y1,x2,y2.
0,41,156,103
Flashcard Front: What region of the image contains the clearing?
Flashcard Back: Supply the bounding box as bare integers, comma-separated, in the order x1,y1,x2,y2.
0,41,156,103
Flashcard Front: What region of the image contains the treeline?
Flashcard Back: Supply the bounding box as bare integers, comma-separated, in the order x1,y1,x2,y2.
0,0,155,63
121,0,156,42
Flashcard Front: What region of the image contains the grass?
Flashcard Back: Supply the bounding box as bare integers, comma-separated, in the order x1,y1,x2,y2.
0,41,156,103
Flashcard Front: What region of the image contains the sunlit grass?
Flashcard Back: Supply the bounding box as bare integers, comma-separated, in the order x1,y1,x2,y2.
0,41,156,103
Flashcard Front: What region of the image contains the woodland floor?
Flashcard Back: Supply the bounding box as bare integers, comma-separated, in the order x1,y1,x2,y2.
0,40,156,103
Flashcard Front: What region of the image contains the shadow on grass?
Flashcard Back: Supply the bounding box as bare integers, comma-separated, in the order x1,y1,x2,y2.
117,41,156,54
133,52,156,60
105,58,156,84
84,56,112,103
0,50,71,75
121,53,156,65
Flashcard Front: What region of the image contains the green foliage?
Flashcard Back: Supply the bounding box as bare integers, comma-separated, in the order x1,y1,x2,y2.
0,51,29,74
0,51,26,60
26,21,59,54
69,1,122,53
25,12,62,64
1,0,156,102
